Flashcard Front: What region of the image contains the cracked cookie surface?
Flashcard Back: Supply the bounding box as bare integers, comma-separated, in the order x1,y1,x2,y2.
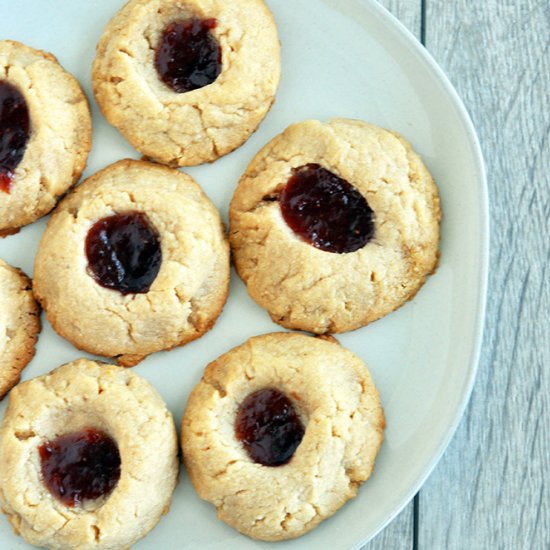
92,0,280,167
33,159,229,366
0,259,40,399
0,40,91,236
0,359,179,550
230,119,441,333
182,332,385,541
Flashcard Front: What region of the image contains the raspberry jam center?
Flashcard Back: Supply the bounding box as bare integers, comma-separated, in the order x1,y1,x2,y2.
0,81,30,194
155,18,221,93
39,428,121,507
280,164,375,253
235,388,305,467
85,212,162,295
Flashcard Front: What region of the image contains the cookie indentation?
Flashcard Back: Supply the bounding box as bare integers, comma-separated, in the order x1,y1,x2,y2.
155,18,222,93
39,428,121,507
280,163,375,253
235,388,304,466
0,81,30,194
85,211,162,295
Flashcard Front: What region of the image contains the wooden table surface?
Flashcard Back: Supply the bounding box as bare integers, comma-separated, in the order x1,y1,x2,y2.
363,1,549,548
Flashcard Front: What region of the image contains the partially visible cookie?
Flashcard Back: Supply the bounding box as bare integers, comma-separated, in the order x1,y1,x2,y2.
182,332,385,541
33,159,229,366
0,359,179,549
0,258,40,399
0,40,92,236
92,0,280,166
230,119,441,334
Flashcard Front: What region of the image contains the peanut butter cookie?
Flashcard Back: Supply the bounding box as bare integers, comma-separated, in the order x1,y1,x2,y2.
182,332,385,541
0,40,91,236
230,119,441,334
0,359,178,549
0,258,40,399
34,159,229,366
93,0,280,166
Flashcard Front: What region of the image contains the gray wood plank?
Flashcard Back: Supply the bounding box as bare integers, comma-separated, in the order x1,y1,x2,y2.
362,2,420,549
378,0,421,36
419,1,550,548
362,511,414,550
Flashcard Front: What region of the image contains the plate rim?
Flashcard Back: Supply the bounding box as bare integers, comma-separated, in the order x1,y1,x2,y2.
351,0,489,546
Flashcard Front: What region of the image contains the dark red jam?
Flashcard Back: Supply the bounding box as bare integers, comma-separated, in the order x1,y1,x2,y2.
280,164,375,253
0,81,30,193
155,18,221,93
85,212,162,295
39,428,121,507
235,388,305,467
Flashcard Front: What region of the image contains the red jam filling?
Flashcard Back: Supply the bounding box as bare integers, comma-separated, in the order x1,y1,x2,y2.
155,18,222,93
280,163,375,253
85,212,162,295
235,388,305,467
0,81,30,193
39,428,121,507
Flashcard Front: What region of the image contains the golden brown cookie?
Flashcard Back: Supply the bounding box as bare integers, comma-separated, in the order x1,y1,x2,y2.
34,159,229,366
182,332,385,541
230,119,441,334
0,40,91,236
0,258,40,399
0,359,179,549
92,0,280,167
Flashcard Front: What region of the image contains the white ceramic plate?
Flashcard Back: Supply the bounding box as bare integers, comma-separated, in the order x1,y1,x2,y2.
0,0,488,548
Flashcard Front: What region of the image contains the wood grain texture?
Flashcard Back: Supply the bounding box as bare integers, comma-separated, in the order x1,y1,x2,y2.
419,0,550,548
378,0,421,36
362,3,420,549
362,512,414,550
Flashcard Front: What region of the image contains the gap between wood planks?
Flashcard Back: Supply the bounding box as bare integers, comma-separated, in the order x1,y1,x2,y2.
413,1,426,548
